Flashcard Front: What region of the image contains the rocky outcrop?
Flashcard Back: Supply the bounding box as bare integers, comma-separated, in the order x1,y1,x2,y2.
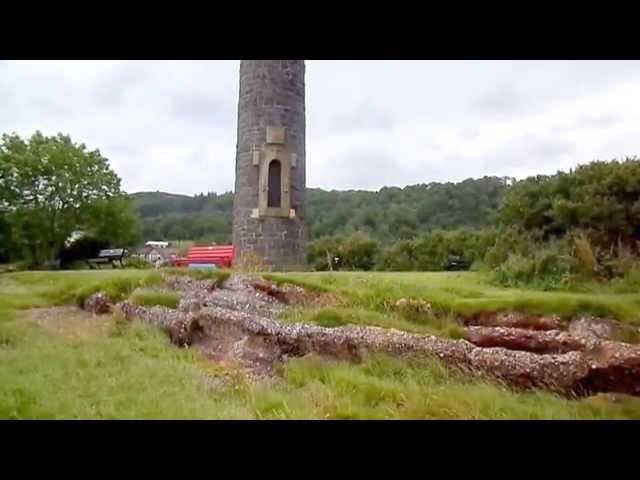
461,311,564,331
464,326,593,354
83,293,113,315
117,275,640,397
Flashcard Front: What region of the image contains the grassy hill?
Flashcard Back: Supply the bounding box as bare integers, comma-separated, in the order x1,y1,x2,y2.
131,176,510,244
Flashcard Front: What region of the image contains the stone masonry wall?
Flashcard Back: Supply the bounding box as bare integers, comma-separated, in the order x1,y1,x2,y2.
232,60,306,271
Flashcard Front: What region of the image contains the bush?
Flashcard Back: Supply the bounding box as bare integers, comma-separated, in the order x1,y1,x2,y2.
307,233,379,271
485,227,539,269
611,266,640,293
339,232,379,271
377,229,497,272
306,236,344,271
493,243,573,290
571,231,598,277
378,240,415,271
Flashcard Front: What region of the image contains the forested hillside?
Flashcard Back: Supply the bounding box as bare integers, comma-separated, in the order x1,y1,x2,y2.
132,176,510,244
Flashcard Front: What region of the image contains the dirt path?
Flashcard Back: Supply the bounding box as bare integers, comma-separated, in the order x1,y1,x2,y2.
101,273,640,397
24,306,113,340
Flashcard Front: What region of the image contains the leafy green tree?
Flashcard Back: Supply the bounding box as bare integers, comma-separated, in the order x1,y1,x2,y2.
339,232,379,271
132,177,509,245
378,240,415,271
0,131,138,266
498,158,640,249
306,235,344,271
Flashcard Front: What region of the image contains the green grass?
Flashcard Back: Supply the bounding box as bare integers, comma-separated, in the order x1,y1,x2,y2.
162,267,230,286
0,269,163,311
248,354,640,419
0,321,252,419
129,289,180,309
267,271,640,325
2,312,638,419
1,269,640,419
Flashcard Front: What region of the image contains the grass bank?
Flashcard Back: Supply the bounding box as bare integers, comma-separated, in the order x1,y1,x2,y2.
1,269,640,419
266,271,640,325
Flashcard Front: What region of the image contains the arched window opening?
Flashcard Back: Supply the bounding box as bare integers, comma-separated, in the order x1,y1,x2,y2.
267,159,282,208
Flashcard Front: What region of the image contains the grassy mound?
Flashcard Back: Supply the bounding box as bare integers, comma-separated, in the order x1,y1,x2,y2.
162,267,230,286
267,271,640,325
129,289,180,309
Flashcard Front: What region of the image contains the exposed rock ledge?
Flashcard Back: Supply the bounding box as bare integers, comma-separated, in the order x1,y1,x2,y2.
110,274,640,397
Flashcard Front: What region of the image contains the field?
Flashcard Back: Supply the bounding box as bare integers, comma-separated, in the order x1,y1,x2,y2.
1,269,640,419
266,271,640,325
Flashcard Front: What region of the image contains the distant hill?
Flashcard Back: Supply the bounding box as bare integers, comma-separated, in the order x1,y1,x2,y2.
131,176,510,244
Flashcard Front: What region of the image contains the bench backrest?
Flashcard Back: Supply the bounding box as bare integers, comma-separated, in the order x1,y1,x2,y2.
186,245,234,267
98,248,126,258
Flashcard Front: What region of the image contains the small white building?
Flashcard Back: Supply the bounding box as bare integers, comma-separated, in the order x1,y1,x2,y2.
145,241,169,248
135,245,176,266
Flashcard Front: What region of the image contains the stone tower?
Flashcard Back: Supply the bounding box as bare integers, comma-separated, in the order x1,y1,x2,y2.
232,60,306,271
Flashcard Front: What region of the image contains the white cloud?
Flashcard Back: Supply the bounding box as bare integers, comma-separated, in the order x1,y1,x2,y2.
2,60,640,194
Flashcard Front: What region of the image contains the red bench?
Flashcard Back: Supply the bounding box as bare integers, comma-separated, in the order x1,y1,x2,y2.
172,257,189,267
182,245,234,268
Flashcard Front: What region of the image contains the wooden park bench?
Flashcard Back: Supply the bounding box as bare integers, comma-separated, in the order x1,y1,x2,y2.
444,255,471,271
87,248,127,269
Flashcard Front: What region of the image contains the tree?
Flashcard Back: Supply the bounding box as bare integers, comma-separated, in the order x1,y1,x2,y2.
498,158,640,250
339,232,379,271
306,236,344,271
0,131,138,266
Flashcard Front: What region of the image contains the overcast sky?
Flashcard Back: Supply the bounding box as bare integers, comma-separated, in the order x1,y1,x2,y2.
2,60,640,195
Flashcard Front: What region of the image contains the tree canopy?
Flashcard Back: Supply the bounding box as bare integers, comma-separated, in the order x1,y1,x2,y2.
498,157,640,248
132,176,510,245
0,131,140,266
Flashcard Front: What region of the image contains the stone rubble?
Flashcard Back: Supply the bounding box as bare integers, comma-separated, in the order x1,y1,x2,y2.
461,311,565,331
464,326,596,354
109,273,640,397
83,293,113,315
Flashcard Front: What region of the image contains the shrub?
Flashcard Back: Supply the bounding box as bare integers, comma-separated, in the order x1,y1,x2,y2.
378,229,497,272
493,243,573,290
571,231,598,277
377,240,415,271
306,236,344,271
339,232,379,271
611,266,640,293
485,227,539,268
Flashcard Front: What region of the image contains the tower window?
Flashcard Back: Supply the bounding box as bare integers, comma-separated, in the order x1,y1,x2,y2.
267,159,282,208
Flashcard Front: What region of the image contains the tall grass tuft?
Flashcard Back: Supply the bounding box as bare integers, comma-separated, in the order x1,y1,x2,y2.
73,272,164,307
572,231,598,277
129,289,180,309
